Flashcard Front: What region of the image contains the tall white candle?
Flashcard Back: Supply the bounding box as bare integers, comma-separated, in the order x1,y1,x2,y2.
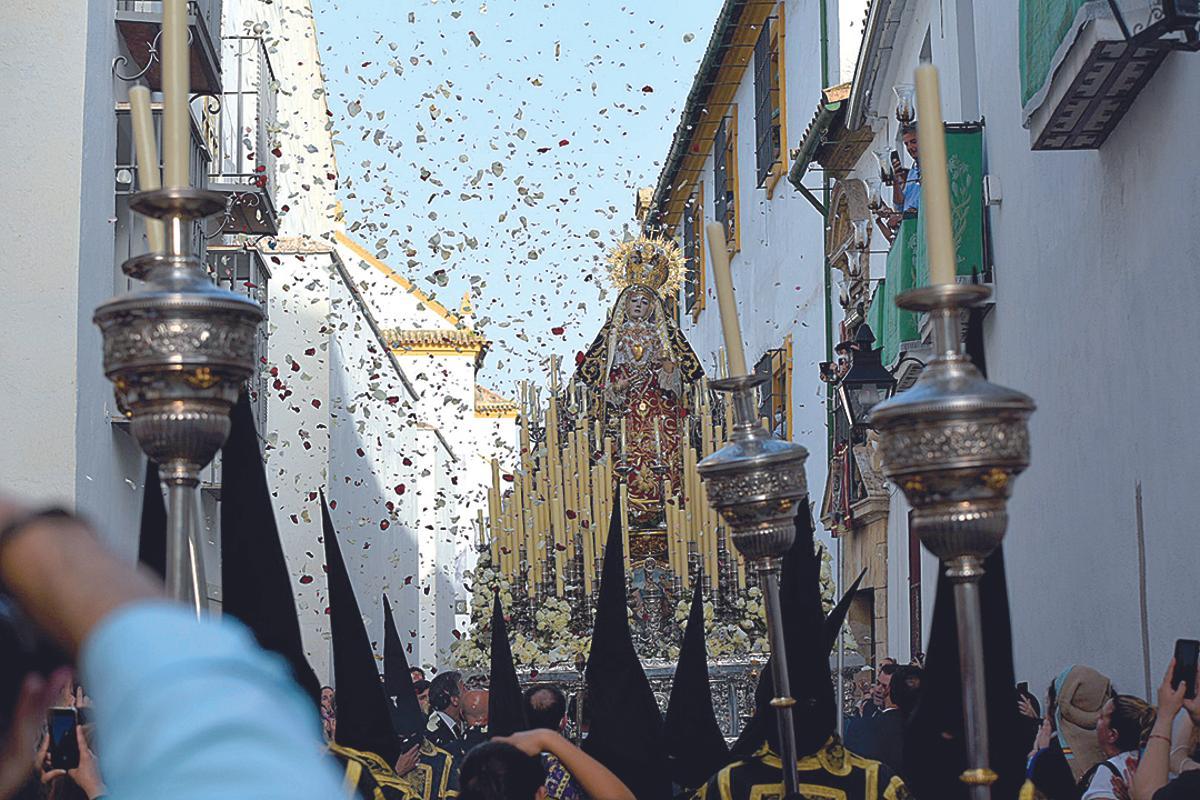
128,86,165,252
914,64,955,286
162,0,190,189
706,223,749,376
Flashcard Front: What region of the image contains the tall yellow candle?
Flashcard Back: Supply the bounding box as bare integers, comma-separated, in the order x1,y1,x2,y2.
707,219,748,376
663,478,676,575
161,0,190,189
619,481,631,577
564,436,578,562
127,86,165,252
736,535,747,590
914,63,956,286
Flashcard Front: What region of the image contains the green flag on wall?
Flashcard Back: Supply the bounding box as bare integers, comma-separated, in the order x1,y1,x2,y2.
873,217,920,367
914,123,985,287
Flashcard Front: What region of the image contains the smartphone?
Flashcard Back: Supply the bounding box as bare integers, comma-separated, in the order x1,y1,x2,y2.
1173,639,1199,700
396,731,423,754
47,707,79,771
1017,681,1029,695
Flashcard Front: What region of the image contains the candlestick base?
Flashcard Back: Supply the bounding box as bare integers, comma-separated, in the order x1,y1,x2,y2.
869,281,1034,800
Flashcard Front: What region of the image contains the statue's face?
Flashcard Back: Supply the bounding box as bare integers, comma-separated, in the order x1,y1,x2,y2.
626,290,653,321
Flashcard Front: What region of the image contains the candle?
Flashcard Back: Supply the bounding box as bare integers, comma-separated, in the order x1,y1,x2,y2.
663,478,675,575
620,418,627,453
619,481,631,577
161,0,190,189
489,459,501,559
706,222,749,376
736,531,747,590
128,86,165,252
914,63,956,286
654,419,662,454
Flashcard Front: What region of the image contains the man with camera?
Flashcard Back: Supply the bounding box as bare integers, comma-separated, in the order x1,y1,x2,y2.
0,499,345,800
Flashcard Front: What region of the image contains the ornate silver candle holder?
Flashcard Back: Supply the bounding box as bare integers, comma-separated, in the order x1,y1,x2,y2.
698,373,809,798
868,283,1034,797
94,187,264,611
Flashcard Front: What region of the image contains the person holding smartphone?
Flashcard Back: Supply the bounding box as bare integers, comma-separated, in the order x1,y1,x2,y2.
1132,655,1200,800
873,126,920,244
0,498,345,800
36,720,106,800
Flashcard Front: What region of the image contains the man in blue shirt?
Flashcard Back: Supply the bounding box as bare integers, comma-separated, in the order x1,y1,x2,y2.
875,124,921,244
0,501,346,800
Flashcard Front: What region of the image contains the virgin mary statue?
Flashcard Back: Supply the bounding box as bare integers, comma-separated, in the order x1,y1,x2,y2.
575,236,703,529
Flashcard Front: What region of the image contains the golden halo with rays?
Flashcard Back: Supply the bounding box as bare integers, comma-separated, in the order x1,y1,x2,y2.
604,234,685,297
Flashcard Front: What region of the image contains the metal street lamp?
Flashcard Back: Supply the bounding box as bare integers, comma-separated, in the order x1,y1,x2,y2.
836,324,896,433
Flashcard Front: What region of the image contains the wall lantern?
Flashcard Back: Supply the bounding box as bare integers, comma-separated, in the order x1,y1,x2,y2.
836,323,896,434
893,84,916,124
1106,0,1200,49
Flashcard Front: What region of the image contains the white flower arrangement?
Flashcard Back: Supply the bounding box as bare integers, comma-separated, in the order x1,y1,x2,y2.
451,539,854,671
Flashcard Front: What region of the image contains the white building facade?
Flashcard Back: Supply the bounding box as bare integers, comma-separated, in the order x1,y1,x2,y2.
644,0,1200,697
0,0,514,679
791,0,1200,698
641,0,848,566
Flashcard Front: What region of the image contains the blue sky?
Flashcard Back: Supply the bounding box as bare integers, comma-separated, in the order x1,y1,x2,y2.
311,0,723,392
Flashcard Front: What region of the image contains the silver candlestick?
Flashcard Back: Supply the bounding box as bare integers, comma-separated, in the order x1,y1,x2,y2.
868,283,1034,798
94,187,264,613
698,373,809,798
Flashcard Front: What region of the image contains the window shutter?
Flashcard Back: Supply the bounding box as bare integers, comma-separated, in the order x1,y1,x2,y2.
713,119,729,245
683,198,698,312
754,23,774,186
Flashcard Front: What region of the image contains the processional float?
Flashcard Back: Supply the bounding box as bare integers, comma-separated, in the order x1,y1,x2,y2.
92,0,262,612
698,64,1033,799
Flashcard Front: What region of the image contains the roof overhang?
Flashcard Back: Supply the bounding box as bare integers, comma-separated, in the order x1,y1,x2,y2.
642,0,777,233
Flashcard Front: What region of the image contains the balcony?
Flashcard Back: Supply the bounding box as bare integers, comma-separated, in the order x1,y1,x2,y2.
1021,2,1198,150
204,36,279,237
115,0,223,95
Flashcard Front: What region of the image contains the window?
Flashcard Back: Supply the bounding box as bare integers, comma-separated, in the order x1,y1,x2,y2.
713,108,740,255
753,5,787,191
208,246,271,430
755,335,793,439
114,102,211,293
683,184,705,317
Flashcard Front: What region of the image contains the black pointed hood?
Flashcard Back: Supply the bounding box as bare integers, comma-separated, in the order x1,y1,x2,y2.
138,459,167,581
382,594,426,737
488,592,524,738
323,496,399,763
582,497,669,799
221,393,321,706
731,505,837,759
822,568,867,654
663,575,730,792
902,323,1026,797
902,547,1027,798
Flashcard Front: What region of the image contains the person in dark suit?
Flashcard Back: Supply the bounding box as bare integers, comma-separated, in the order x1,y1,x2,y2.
427,671,467,759
844,662,906,776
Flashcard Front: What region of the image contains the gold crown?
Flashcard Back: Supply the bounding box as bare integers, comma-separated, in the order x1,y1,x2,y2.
605,235,685,296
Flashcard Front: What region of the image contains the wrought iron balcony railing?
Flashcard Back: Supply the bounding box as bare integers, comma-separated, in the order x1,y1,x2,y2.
114,0,223,94
204,36,280,237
